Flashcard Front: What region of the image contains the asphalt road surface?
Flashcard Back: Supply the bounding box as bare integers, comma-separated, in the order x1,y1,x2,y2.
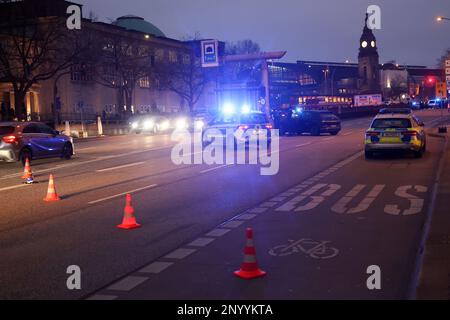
0,110,448,299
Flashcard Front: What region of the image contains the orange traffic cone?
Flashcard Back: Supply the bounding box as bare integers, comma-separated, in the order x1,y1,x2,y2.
43,174,60,202
234,228,266,279
22,158,32,179
117,194,141,230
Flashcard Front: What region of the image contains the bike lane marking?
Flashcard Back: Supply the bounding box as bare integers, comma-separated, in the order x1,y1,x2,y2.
86,151,364,299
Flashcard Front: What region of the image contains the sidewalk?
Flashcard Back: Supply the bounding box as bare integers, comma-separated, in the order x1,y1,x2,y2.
416,130,450,300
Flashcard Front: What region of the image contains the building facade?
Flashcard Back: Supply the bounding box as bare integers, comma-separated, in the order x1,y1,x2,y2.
0,0,216,123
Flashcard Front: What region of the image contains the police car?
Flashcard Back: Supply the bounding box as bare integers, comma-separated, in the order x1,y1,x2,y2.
364,113,426,158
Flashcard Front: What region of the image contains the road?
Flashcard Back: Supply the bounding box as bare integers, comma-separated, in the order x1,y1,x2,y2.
0,110,448,299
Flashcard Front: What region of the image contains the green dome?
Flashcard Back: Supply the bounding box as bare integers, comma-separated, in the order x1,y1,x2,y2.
113,15,166,38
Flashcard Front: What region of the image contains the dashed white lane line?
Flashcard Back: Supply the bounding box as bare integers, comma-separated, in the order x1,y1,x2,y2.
164,248,197,260
187,237,215,247
260,201,279,208
248,207,268,213
87,294,118,300
200,164,233,174
206,228,231,237
235,213,257,220
0,184,28,192
107,276,149,292
270,196,287,202
139,261,174,274
0,145,175,181
343,131,354,136
221,220,245,228
296,142,312,147
96,161,145,173
88,184,158,205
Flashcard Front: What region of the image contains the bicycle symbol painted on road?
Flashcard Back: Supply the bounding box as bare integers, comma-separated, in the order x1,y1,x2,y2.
269,239,339,259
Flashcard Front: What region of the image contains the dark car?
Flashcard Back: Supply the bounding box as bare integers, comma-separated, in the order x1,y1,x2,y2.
203,111,272,147
0,122,74,164
277,109,341,136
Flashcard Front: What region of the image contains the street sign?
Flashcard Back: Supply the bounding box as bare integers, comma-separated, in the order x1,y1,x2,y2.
201,40,219,68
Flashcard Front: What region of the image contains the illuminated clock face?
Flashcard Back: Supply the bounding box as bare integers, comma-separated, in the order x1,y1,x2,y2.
361,41,368,48
371,41,376,47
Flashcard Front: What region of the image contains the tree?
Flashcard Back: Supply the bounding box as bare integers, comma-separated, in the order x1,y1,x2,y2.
385,73,408,100
437,48,450,68
92,33,153,116
156,37,217,114
224,39,261,81
157,49,215,114
0,15,90,120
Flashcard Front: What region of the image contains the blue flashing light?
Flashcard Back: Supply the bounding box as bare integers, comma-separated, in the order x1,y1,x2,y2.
241,104,251,114
223,103,235,115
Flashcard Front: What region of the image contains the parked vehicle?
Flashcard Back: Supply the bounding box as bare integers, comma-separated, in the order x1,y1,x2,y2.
0,122,74,164
277,109,341,136
364,113,426,158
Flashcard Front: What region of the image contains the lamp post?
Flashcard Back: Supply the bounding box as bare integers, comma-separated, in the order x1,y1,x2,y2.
437,16,450,22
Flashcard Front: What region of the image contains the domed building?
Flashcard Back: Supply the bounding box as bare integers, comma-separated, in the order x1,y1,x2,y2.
113,15,166,38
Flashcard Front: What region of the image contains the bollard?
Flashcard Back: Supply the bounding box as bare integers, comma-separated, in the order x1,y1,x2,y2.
65,121,71,137
97,116,103,136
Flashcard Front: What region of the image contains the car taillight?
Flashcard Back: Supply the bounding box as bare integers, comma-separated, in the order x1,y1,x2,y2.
2,135,17,144
402,131,417,136
265,124,273,129
238,125,249,130
366,131,380,136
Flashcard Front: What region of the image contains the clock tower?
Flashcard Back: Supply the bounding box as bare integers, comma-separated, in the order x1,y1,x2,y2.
358,13,381,93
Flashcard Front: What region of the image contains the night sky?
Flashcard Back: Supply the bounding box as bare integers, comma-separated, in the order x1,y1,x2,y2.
77,0,450,67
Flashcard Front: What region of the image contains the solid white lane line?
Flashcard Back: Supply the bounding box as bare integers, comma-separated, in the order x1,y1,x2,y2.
200,164,233,174
88,184,158,205
96,162,145,173
0,184,28,192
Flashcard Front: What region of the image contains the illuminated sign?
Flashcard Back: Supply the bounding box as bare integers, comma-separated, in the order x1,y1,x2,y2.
201,40,219,67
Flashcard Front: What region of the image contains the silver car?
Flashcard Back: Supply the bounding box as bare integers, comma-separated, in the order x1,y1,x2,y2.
0,122,74,164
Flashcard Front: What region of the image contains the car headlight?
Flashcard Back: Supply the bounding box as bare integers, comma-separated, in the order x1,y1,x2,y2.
160,121,170,130
131,122,138,129
194,120,205,130
143,120,154,130
175,119,188,130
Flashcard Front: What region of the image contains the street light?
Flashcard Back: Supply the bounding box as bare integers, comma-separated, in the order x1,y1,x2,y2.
437,16,450,22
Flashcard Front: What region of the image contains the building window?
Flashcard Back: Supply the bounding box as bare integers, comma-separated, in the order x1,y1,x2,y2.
138,46,149,57
155,49,165,62
183,54,191,65
70,64,93,82
168,50,178,63
139,77,150,88
103,41,114,52
298,73,316,86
